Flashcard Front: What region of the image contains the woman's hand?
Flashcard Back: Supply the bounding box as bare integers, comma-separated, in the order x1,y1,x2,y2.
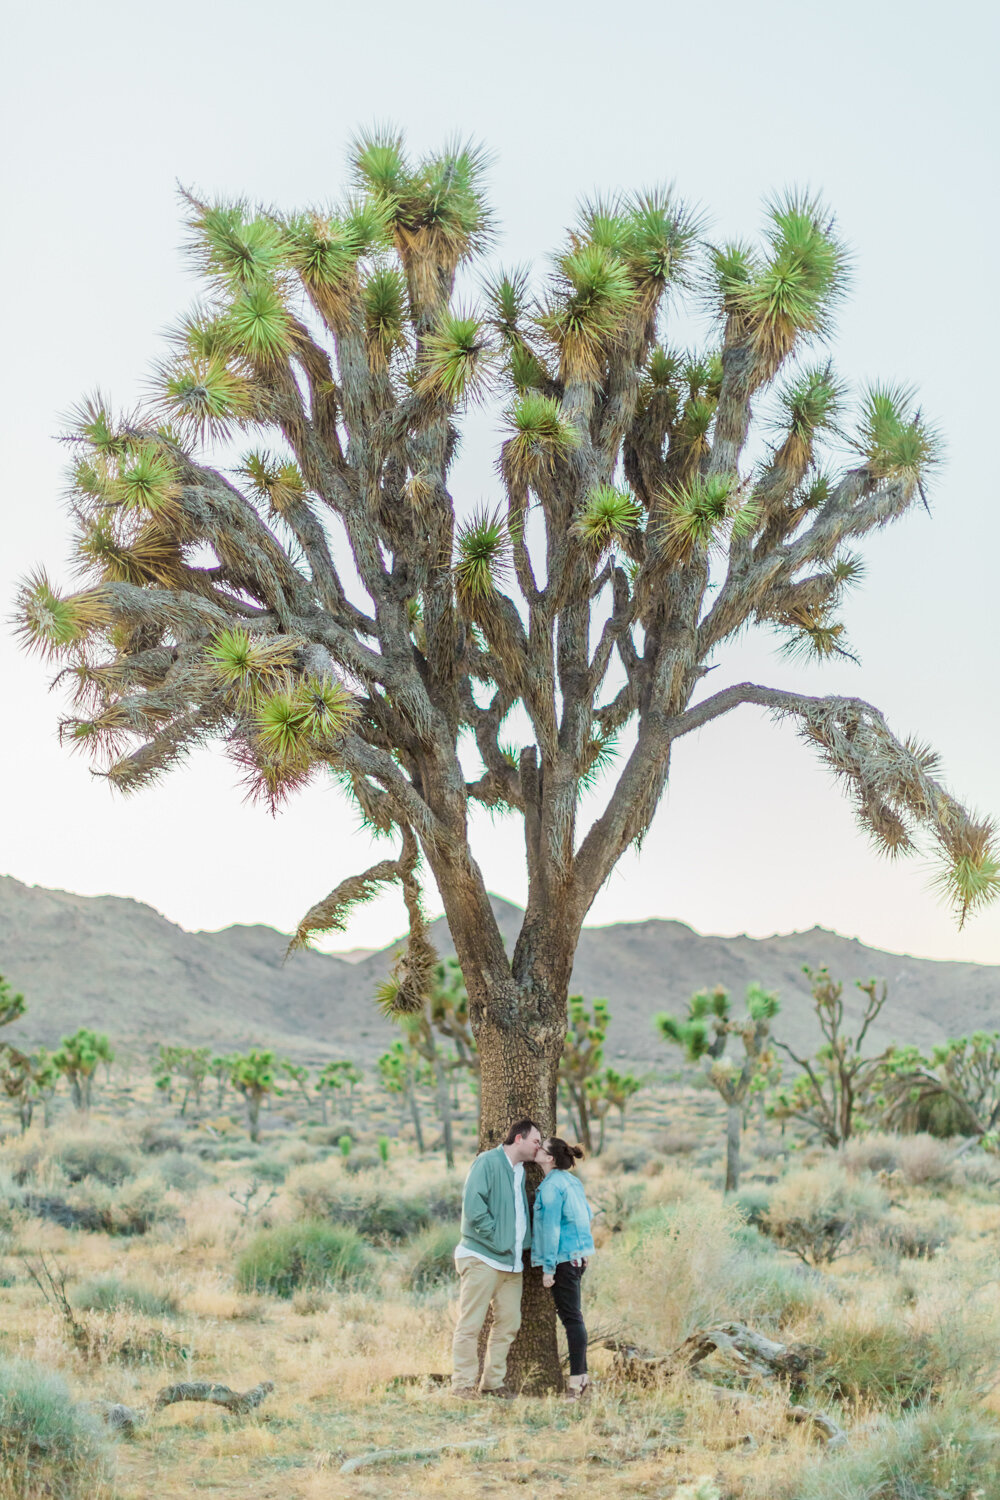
542,1273,555,1289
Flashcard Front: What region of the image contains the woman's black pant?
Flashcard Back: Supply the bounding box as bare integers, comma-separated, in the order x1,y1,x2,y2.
549,1261,587,1375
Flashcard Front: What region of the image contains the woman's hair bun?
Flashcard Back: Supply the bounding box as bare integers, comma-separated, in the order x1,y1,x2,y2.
545,1137,585,1170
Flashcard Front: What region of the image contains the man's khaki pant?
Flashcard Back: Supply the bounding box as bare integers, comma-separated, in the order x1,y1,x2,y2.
451,1257,522,1391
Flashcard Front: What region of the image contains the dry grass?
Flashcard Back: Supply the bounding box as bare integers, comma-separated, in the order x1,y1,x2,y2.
1,1087,998,1499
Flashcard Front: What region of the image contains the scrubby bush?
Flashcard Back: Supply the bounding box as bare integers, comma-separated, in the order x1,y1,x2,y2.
67,1172,167,1236
342,1150,382,1175
656,1129,699,1157
894,1133,955,1186
423,1177,463,1221
843,1133,901,1176
734,1184,771,1228
73,1276,178,1318
403,1224,461,1291
248,1156,287,1185
235,1220,369,1297
815,1298,997,1411
0,1356,110,1498
874,1213,953,1260
798,1400,1000,1499
138,1124,185,1156
762,1166,886,1264
285,1166,430,1243
153,1151,207,1192
54,1136,138,1187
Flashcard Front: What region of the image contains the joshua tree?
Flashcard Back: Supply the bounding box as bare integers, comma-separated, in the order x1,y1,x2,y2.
315,1058,362,1121
53,1028,114,1112
210,1052,236,1109
879,1032,1000,1147
657,984,779,1191
377,1038,425,1150
16,130,998,1385
769,966,890,1148
588,1065,642,1148
558,995,609,1152
280,1058,315,1112
230,1048,279,1142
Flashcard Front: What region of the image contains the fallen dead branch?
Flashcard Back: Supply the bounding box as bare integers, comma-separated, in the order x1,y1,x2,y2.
605,1321,844,1447
340,1437,499,1474
88,1380,275,1435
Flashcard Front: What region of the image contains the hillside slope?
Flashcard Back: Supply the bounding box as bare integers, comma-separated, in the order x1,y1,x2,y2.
1,875,996,1063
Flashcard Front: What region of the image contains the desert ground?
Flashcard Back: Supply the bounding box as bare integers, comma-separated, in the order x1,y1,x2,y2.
2,1064,999,1500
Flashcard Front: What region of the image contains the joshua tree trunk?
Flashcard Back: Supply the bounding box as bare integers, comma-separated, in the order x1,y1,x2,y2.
725,1104,742,1194
246,1093,261,1144
406,1060,425,1154
19,1096,33,1134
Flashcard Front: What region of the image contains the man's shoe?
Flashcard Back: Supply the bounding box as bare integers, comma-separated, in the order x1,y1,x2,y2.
480,1386,516,1400
448,1385,480,1399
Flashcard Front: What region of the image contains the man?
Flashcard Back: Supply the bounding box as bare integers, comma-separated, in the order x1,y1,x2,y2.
451,1118,542,1398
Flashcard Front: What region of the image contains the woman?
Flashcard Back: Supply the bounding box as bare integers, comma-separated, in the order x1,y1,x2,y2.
532,1136,596,1399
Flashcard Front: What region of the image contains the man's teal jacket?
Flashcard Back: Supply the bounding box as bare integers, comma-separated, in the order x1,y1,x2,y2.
458,1146,532,1264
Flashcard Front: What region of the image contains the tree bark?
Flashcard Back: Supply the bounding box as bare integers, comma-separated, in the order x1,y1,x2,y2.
247,1093,260,1144
725,1104,741,1194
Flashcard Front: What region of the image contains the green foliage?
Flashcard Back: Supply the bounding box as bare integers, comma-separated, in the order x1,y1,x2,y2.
854,382,942,487
559,996,610,1153
418,311,490,404
761,1166,886,1265
453,504,509,603
339,1134,351,1158
879,1031,1000,1143
362,266,407,364
573,485,642,552
377,1135,390,1165
52,1030,114,1111
770,967,890,1148
55,1136,137,1187
656,473,757,564
0,976,27,1031
0,1356,110,1498
235,1220,369,1298
403,1222,461,1291
73,1276,178,1318
501,392,580,483
798,1400,1000,1500
230,1049,279,1142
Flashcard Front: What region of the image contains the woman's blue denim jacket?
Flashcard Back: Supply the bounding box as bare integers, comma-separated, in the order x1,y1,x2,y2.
531,1169,595,1275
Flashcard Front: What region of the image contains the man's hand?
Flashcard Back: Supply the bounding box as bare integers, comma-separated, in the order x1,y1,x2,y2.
542,1273,555,1289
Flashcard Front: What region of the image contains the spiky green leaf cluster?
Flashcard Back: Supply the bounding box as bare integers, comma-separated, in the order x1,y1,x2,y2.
656,473,757,562
539,242,635,379
453,504,509,602
238,452,308,518
501,392,579,484
418,311,490,403
14,570,111,659
573,485,641,551
362,266,408,364
352,131,492,262
855,384,942,486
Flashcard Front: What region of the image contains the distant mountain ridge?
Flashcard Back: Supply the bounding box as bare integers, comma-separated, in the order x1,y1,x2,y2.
0,874,996,1064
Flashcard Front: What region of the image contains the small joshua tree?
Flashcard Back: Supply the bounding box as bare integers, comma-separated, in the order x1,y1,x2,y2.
280,1058,314,1113
377,1039,425,1151
588,1065,642,1150
657,984,779,1191
769,966,889,1148
558,996,610,1153
315,1059,362,1122
230,1048,279,1142
879,1032,1000,1146
53,1028,114,1112
210,1052,236,1109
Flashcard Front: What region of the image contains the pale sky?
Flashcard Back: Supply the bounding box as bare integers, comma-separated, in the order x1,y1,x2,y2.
2,0,998,966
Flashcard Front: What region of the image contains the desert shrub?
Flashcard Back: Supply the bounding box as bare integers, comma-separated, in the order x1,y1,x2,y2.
67,1173,167,1236
815,1297,997,1412
54,1136,138,1187
213,1140,260,1161
762,1166,886,1264
153,1151,207,1191
342,1150,382,1175
734,1184,771,1227
276,1140,315,1167
798,1401,1000,1498
235,1220,368,1297
0,1139,47,1186
843,1133,901,1176
0,1356,110,1498
305,1123,356,1147
423,1178,463,1221
590,1195,744,1348
656,1129,699,1156
73,1276,178,1318
288,1170,430,1243
138,1124,185,1156
591,1181,647,1234
403,1223,461,1291
874,1213,953,1260
725,1253,825,1328
248,1156,287,1184
894,1134,955,1186
599,1143,659,1175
